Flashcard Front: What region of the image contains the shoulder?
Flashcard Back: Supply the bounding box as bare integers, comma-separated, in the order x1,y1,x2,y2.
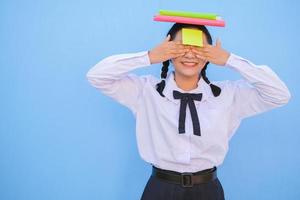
138,74,160,86
210,79,252,101
126,74,160,88
212,79,251,91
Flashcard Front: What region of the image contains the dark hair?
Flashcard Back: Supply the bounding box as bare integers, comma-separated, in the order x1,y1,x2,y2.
156,23,221,97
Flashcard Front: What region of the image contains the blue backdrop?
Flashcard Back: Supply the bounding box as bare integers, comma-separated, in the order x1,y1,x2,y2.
1,0,299,199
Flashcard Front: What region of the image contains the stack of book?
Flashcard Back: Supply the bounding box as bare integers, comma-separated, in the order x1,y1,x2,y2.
153,10,225,27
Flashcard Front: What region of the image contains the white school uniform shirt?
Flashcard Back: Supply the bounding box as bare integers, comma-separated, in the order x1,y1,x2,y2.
86,51,291,173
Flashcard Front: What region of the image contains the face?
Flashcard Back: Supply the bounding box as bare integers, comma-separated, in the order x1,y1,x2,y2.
171,28,209,78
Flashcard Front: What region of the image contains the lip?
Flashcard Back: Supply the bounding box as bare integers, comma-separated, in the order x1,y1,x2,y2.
181,62,198,67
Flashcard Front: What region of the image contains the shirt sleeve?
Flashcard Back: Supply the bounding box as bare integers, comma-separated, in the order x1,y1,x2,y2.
86,51,151,114
225,53,291,119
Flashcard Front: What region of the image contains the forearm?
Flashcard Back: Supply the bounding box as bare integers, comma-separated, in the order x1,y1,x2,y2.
226,53,291,105
86,51,151,85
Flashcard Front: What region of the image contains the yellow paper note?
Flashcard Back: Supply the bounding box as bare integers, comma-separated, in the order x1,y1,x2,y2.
182,28,203,47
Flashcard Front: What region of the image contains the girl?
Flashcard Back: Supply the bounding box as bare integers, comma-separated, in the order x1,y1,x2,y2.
86,23,291,200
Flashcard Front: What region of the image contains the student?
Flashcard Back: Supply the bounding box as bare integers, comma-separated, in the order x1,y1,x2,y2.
86,23,291,200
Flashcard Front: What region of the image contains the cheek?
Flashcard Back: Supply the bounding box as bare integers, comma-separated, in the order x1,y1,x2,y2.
197,61,207,72
171,58,181,66
199,59,206,66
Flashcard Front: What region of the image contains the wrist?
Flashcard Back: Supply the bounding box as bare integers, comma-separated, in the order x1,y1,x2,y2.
148,50,158,64
222,51,230,66
148,50,154,64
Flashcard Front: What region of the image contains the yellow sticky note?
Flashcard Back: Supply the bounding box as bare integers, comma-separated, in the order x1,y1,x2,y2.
182,28,203,47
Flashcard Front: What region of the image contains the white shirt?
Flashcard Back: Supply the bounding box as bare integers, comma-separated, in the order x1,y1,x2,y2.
86,51,291,173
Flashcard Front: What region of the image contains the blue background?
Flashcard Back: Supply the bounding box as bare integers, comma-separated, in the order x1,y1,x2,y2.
1,0,299,199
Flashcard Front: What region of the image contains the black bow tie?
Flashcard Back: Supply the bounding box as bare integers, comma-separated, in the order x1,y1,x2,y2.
173,90,202,136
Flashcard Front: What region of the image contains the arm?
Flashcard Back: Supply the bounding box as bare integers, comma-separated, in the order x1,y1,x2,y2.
86,51,151,114
225,53,291,119
86,36,189,114
190,39,291,119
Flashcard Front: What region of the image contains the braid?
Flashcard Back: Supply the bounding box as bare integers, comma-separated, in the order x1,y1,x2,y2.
201,63,210,84
201,62,222,97
156,60,169,97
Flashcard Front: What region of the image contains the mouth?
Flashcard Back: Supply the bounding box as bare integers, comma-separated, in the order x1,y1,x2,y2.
181,61,198,67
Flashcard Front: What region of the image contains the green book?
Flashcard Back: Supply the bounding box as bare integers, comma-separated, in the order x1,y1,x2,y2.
159,10,218,20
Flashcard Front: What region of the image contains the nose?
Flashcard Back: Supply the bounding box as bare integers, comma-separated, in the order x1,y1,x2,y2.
183,47,196,58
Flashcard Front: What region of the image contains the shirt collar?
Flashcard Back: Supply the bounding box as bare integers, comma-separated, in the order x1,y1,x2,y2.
163,71,212,105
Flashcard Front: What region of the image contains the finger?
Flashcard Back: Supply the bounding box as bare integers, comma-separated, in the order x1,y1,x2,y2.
216,38,222,48
170,50,188,55
191,47,204,54
166,34,171,41
171,45,189,51
195,54,207,60
171,50,187,56
175,52,186,57
201,47,212,53
169,45,188,53
170,52,185,59
203,51,213,56
169,44,185,49
202,44,213,50
203,52,214,58
191,49,206,57
190,46,201,51
174,41,182,45
205,55,215,61
171,42,186,49
164,34,171,43
203,43,213,48
168,41,182,47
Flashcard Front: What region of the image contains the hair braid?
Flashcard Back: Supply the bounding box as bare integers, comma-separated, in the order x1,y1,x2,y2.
156,60,169,97
201,62,221,97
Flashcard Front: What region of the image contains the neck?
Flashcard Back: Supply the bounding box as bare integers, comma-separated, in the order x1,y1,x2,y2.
174,72,199,91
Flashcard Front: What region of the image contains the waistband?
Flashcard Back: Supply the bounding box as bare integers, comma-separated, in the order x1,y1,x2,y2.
151,165,217,187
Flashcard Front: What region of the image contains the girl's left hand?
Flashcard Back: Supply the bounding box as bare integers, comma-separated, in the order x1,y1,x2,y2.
191,39,230,66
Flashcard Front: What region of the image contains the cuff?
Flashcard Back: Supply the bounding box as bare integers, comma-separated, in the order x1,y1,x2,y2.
224,53,256,71
225,53,242,67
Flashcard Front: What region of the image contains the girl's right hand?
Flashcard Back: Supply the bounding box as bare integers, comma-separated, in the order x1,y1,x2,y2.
148,35,188,64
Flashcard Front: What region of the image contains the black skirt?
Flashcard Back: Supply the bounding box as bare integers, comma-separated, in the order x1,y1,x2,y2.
140,167,225,200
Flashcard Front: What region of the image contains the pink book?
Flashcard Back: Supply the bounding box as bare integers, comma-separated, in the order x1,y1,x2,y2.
153,15,225,27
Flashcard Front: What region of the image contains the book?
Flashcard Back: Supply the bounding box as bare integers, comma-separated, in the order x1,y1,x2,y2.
153,15,225,27
159,10,219,20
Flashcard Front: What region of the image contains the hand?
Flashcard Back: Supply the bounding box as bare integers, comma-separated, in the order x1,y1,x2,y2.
148,35,189,64
191,38,230,66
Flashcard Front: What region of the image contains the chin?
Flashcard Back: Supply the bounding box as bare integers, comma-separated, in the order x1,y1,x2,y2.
177,69,200,78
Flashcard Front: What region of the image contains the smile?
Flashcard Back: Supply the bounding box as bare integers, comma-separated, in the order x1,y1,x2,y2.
181,62,198,67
